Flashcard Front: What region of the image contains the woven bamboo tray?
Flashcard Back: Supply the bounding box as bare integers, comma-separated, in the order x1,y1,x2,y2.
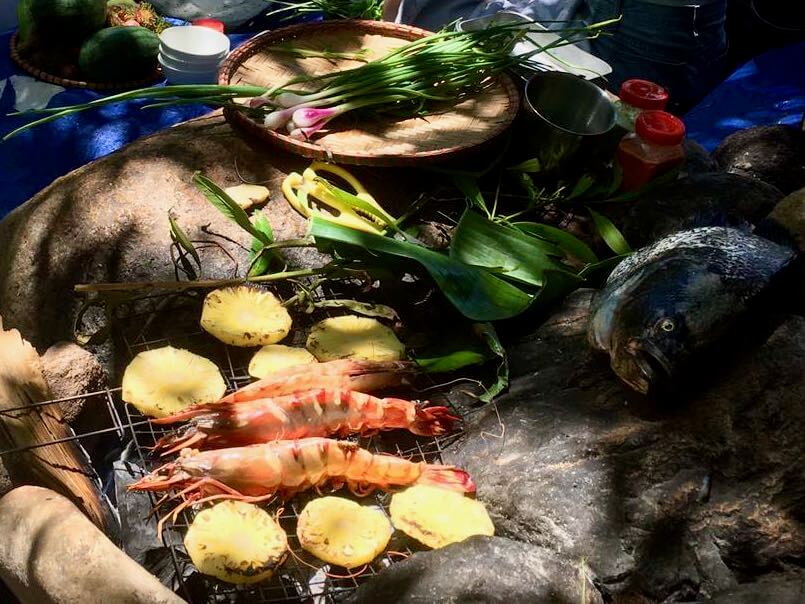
10,33,163,91
218,20,520,167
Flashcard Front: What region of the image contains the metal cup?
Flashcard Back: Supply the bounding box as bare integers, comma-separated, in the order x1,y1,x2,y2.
522,72,616,174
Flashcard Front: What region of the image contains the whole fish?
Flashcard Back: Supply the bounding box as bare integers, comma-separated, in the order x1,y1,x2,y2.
588,227,797,394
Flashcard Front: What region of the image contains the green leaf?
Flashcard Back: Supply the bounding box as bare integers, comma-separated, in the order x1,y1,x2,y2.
309,217,533,322
567,174,596,199
507,158,542,173
450,210,571,287
473,322,509,402
193,173,270,244
415,348,489,373
588,207,632,255
168,212,201,280
248,211,276,277
513,222,599,265
451,174,489,215
579,254,629,285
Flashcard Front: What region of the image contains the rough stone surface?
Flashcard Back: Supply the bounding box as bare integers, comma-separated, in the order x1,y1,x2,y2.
621,172,783,247
707,570,805,603
41,342,107,430
442,289,805,602
349,536,602,604
149,0,268,26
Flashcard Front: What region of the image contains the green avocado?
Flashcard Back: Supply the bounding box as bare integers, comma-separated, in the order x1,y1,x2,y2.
79,26,160,82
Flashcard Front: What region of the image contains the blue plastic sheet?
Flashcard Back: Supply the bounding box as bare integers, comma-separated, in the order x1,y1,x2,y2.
684,41,805,152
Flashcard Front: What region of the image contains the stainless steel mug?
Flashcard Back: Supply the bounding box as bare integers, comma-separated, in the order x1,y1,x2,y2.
522,72,616,173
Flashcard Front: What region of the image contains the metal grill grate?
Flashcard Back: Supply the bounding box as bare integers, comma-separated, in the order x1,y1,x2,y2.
1,292,474,603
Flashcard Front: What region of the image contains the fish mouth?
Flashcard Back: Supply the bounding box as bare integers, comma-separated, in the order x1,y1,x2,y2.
620,338,674,395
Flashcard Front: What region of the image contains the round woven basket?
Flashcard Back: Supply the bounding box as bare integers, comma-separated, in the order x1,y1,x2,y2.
218,20,520,167
10,33,163,91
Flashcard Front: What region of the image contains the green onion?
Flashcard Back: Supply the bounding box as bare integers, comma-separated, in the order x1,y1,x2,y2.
3,20,616,141
266,0,384,21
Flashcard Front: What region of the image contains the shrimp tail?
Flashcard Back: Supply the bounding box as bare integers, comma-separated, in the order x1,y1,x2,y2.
417,465,476,494
410,405,458,436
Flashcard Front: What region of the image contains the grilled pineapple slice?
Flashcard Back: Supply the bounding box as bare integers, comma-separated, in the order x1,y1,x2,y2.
201,286,292,347
184,500,288,584
121,346,226,418
390,485,494,549
297,497,391,568
306,315,404,362
248,344,318,379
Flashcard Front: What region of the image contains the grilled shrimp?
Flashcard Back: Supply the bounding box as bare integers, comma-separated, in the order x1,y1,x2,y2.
130,438,475,502
220,359,414,404
153,389,457,454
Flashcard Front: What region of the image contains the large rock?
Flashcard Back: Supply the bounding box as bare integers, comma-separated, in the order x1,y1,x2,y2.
442,289,805,601
349,536,602,604
0,113,423,352
149,0,268,26
621,172,783,247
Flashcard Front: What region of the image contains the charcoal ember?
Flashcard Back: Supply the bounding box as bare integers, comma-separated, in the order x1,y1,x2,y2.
443,290,805,601
348,536,602,604
621,172,783,247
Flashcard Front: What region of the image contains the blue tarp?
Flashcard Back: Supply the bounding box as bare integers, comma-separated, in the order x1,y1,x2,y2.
684,40,805,151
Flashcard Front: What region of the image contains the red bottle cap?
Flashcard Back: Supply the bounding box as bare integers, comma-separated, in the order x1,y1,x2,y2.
635,110,686,146
619,79,669,110
192,18,225,33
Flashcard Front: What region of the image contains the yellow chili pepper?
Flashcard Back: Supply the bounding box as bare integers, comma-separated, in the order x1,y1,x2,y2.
281,162,395,234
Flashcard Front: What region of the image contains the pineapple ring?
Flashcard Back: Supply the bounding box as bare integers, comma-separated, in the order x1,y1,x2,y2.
184,500,288,585
248,345,318,379
305,315,405,362
390,485,494,549
200,286,292,347
297,497,392,568
121,346,226,418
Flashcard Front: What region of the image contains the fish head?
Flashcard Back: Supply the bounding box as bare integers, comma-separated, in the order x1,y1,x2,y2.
591,261,699,395
609,314,688,395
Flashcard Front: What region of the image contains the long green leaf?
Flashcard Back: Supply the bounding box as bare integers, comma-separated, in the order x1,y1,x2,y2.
513,222,598,265
588,207,632,255
248,211,276,277
168,214,201,267
450,210,571,287
309,217,533,321
507,158,542,173
473,322,509,402
193,173,270,245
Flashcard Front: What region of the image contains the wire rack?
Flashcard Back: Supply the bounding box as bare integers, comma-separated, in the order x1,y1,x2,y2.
1,291,474,604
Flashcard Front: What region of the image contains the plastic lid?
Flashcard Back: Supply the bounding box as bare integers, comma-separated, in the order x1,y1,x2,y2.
635,110,686,145
619,79,669,110
192,18,225,33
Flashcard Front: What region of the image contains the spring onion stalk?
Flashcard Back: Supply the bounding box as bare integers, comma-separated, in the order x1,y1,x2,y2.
266,0,384,21
3,20,617,141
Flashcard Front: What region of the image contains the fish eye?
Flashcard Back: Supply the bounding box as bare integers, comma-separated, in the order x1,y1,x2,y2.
659,318,675,332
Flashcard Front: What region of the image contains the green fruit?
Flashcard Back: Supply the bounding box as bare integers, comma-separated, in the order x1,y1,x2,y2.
16,0,36,47
79,26,159,82
29,0,108,41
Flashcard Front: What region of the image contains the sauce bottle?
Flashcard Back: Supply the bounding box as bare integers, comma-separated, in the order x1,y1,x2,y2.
615,79,669,132
618,110,686,192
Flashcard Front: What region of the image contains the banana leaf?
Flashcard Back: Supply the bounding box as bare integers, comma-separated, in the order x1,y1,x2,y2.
309,217,533,321
450,210,573,287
